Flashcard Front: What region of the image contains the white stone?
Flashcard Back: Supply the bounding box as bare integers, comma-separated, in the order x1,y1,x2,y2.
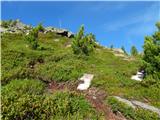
54,39,59,42
131,75,142,81
93,96,97,99
77,74,94,90
26,32,29,35
66,44,71,48
131,71,144,81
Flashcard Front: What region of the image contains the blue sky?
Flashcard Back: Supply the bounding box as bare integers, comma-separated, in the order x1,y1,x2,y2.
1,1,160,53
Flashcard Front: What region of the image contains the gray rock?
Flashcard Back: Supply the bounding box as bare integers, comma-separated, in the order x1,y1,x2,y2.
113,96,160,116
132,100,160,116
44,27,74,38
45,27,54,33
113,48,124,54
0,27,7,33
1,19,31,34
1,20,74,37
67,31,74,38
15,20,25,30
113,96,136,109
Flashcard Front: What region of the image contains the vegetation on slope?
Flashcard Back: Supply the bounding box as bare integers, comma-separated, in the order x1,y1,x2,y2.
1,22,160,119
2,80,99,120
142,22,160,81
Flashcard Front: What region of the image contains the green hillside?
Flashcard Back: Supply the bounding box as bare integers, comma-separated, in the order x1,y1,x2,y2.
1,25,160,119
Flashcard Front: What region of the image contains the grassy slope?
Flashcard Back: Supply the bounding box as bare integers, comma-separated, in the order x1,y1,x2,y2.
2,33,160,109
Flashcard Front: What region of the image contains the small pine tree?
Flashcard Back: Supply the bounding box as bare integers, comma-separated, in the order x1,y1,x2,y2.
72,25,96,55
25,23,44,49
131,46,138,56
121,46,127,55
143,22,160,79
110,44,113,49
36,23,44,32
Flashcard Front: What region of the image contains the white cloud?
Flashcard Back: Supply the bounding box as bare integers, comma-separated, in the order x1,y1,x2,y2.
88,2,128,12
104,2,160,32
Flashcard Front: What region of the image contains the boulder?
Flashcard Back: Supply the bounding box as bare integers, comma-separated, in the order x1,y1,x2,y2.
67,31,74,38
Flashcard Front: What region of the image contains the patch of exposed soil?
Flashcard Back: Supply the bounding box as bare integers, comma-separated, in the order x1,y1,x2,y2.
84,87,126,120
48,81,78,92
47,81,126,120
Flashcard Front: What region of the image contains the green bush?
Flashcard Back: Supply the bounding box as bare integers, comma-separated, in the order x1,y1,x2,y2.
121,46,128,55
72,25,96,55
2,80,100,119
107,97,160,120
1,79,45,96
25,23,44,50
107,97,135,119
34,58,85,82
131,46,138,56
143,22,160,80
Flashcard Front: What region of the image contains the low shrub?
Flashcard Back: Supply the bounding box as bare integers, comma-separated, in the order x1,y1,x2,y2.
2,80,100,119
1,79,45,97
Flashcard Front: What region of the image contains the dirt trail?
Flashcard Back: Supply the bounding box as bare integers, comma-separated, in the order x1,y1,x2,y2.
48,81,126,120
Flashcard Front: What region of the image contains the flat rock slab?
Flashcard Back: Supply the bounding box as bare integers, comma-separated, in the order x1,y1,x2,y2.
113,96,160,116
77,74,94,90
113,96,136,109
132,100,160,116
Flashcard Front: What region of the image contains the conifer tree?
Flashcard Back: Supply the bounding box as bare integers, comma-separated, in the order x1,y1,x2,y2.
143,22,160,79
72,25,96,55
131,46,138,56
121,46,127,55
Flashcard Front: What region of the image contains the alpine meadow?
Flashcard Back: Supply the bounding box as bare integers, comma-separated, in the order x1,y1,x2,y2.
1,1,160,120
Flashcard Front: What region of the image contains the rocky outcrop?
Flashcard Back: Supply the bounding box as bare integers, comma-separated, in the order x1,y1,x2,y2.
112,48,124,54
1,19,74,38
112,48,125,58
45,27,74,38
0,19,32,34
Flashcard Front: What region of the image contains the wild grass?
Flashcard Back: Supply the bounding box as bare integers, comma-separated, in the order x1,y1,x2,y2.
1,33,160,119
2,79,101,120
